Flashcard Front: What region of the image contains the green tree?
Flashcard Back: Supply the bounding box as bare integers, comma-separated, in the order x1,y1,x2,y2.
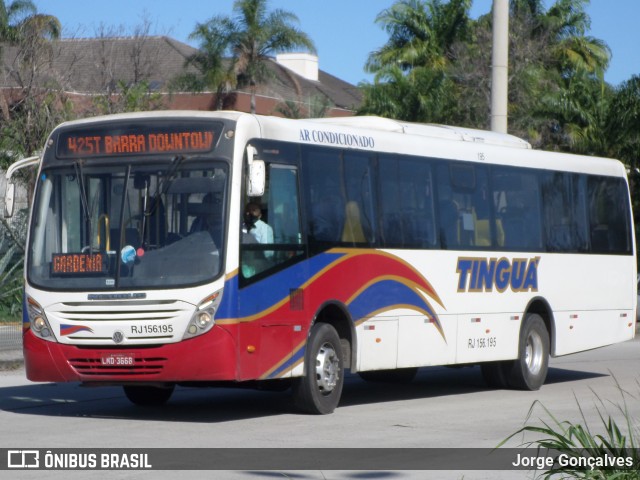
491,0,610,148
607,76,640,219
361,0,615,145
275,94,333,119
366,0,471,75
359,0,471,122
0,0,36,44
0,0,63,167
93,80,164,115
189,0,316,114
359,64,457,123
0,1,62,318
608,77,640,160
173,16,237,110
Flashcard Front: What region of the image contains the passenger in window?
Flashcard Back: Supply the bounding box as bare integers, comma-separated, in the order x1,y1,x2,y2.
245,203,274,245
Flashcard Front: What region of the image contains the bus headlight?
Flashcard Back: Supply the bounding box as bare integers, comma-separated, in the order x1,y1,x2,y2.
27,296,56,342
183,291,222,340
195,311,213,328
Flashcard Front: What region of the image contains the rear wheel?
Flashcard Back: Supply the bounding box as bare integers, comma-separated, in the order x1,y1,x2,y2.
508,313,549,390
292,323,344,414
123,385,175,406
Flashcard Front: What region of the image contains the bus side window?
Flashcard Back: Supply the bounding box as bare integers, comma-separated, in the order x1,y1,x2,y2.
541,172,589,252
436,162,491,249
301,146,377,250
379,155,436,248
588,177,632,254
302,147,344,247
491,167,542,251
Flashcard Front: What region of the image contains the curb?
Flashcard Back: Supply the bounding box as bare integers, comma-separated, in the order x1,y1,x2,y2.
0,359,23,371
0,348,23,371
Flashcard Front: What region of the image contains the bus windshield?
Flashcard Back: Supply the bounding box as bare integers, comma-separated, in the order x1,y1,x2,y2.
28,158,228,290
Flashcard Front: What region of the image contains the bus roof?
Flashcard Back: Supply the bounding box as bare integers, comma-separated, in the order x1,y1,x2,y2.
307,116,532,150
47,111,626,179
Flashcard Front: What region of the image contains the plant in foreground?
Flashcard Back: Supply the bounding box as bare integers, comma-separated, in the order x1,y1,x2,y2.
499,378,640,479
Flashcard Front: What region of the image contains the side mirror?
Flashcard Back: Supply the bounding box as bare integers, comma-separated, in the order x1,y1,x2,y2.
246,145,265,197
4,155,40,218
4,182,15,218
247,160,266,197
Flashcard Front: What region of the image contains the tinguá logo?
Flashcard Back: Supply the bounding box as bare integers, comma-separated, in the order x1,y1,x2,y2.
456,257,540,293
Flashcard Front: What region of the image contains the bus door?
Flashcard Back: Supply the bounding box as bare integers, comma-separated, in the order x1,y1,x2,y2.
238,141,306,381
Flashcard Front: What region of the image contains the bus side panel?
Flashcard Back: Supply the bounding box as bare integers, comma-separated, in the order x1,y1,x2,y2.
357,317,399,371
543,255,635,356
396,312,458,368
553,310,635,356
455,313,520,364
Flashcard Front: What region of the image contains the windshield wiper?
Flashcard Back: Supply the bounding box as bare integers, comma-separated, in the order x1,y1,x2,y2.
74,160,93,254
141,155,186,247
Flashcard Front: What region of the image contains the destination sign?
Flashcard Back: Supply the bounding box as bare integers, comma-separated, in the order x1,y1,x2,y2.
51,253,107,276
56,123,222,158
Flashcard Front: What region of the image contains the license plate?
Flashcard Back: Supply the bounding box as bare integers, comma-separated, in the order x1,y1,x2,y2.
100,353,135,366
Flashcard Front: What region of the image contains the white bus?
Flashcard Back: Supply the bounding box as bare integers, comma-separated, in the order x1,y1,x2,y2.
10,111,636,414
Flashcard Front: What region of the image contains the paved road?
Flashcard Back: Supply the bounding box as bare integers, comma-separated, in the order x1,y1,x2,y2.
0,337,639,479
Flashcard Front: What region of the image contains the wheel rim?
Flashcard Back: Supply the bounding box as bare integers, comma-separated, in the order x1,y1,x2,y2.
315,341,339,394
525,330,543,375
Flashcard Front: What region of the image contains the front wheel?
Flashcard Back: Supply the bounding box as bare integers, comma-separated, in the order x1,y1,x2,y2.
292,323,344,414
123,385,175,406
508,314,550,390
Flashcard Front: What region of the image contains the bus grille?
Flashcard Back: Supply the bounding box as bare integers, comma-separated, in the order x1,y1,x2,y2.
68,356,167,376
51,300,190,323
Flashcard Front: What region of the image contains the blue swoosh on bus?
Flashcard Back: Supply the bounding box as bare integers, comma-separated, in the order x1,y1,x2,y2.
217,249,445,379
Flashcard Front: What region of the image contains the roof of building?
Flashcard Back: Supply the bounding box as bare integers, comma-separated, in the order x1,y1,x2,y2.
0,36,362,113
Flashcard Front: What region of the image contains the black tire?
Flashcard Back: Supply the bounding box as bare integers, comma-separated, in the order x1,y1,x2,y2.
292,323,344,414
123,385,175,406
358,367,418,383
480,361,512,388
508,313,550,390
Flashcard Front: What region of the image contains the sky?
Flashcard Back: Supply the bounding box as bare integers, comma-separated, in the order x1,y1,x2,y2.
28,0,640,87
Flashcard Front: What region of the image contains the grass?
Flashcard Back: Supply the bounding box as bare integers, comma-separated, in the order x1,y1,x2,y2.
0,308,21,324
499,377,640,479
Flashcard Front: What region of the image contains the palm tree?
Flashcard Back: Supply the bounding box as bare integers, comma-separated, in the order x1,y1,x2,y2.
366,0,471,76
0,0,60,121
0,0,36,43
507,0,611,149
359,64,456,123
187,0,315,114
543,0,610,75
175,16,237,110
0,0,59,46
228,0,316,113
361,0,470,122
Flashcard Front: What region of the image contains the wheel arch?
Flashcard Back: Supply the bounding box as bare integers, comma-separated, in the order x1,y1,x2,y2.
523,296,556,356
309,301,357,372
